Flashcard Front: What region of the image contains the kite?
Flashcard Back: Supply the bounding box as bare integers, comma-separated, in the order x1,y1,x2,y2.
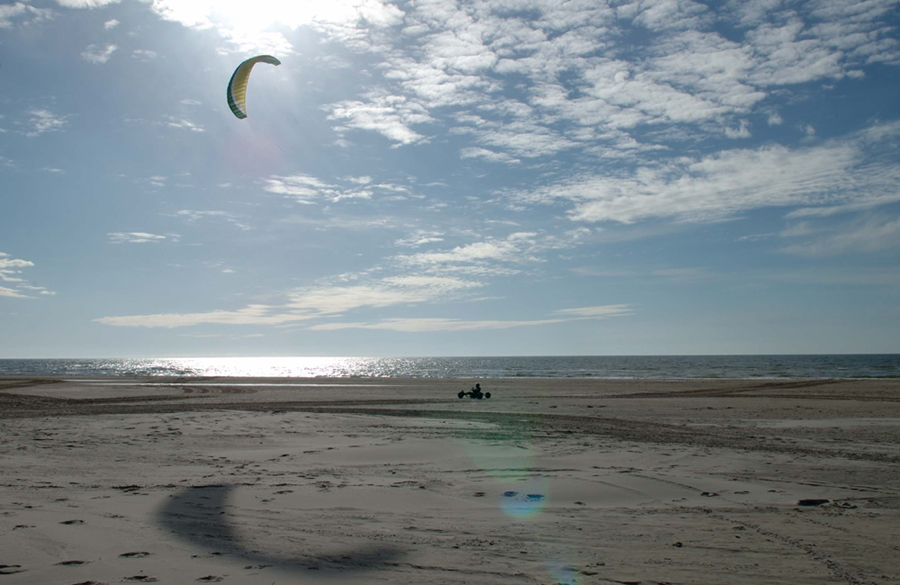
226,55,281,119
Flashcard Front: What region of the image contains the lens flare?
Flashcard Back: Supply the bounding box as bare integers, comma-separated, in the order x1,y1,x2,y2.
545,560,581,585
498,486,548,519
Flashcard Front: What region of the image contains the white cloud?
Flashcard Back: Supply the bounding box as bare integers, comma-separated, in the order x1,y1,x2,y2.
165,117,204,132
0,252,53,298
132,49,157,61
180,99,202,106
81,43,117,64
780,215,900,256
507,123,900,225
103,18,119,28
287,275,481,315
27,110,68,137
0,2,52,28
316,0,900,164
174,209,251,230
265,174,374,202
460,147,521,165
107,232,171,244
725,120,751,139
552,304,634,318
18,284,57,296
0,286,30,299
0,253,34,281
394,230,444,248
57,0,120,7
328,91,433,146
94,304,311,328
309,304,633,332
216,28,295,56
145,0,402,54
395,230,592,277
95,274,484,328
398,232,543,266
621,0,715,32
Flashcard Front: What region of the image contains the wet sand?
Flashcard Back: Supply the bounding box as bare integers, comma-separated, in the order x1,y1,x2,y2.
1,376,899,584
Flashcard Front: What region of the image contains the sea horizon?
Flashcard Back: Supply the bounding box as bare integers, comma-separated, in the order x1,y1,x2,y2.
2,354,898,379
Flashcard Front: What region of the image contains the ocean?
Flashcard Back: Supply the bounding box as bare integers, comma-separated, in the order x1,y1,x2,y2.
0,355,898,379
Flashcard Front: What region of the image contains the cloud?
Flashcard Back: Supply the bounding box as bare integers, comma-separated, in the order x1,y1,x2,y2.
780,215,900,257
0,253,34,282
328,91,433,146
95,274,484,328
81,43,117,64
506,122,900,224
398,232,543,266
304,0,900,166
287,275,481,315
394,230,593,279
265,174,374,202
132,49,157,61
769,266,900,287
724,120,751,139
0,286,30,299
166,117,204,132
552,304,635,318
394,230,444,248
309,304,633,332
107,232,174,244
27,110,68,137
174,210,251,230
103,18,119,28
0,2,52,28
145,0,402,55
94,304,311,328
57,0,120,7
0,252,53,298
460,147,521,165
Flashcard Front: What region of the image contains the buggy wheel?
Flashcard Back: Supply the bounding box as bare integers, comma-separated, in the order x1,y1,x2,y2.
458,391,465,399
484,392,491,399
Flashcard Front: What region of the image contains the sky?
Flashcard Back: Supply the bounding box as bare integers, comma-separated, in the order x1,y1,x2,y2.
2,0,900,358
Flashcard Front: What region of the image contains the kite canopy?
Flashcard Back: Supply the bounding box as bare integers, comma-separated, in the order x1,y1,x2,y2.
227,55,281,119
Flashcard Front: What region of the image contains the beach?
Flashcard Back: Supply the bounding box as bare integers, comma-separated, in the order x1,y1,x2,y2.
2,376,899,584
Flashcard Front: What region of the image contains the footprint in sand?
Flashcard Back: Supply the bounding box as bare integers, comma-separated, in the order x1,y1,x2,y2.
60,519,85,525
196,577,224,582
123,576,158,582
119,552,151,558
0,565,25,575
56,560,87,566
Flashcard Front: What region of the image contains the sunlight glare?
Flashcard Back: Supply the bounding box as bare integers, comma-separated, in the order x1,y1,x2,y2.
160,0,366,36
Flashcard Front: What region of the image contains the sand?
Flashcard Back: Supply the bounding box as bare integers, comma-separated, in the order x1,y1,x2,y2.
1,376,899,585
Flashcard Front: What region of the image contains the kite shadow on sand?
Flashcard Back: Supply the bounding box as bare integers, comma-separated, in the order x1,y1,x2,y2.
157,484,405,577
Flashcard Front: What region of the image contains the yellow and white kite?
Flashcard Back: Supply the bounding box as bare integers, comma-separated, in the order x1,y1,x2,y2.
226,55,281,119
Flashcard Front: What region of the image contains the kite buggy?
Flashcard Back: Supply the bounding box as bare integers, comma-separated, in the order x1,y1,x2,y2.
458,383,491,399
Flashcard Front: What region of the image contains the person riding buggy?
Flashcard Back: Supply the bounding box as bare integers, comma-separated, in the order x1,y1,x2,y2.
458,383,491,399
